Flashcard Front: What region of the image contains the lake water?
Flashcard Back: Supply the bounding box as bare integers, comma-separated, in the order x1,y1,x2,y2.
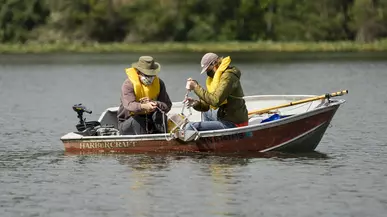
0,52,386,217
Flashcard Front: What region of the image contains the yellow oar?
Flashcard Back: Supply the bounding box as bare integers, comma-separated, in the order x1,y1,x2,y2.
248,90,348,117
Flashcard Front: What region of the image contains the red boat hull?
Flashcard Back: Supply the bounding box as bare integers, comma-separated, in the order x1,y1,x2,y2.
63,104,339,154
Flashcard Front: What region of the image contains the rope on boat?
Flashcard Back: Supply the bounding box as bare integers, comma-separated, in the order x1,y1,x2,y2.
155,99,199,142
154,106,174,141
182,90,199,139
142,90,201,142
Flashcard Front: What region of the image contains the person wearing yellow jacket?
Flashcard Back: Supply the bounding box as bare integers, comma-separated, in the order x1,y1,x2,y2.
185,53,248,131
117,56,172,135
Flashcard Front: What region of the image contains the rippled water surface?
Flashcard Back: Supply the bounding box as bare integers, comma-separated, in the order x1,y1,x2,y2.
0,53,386,217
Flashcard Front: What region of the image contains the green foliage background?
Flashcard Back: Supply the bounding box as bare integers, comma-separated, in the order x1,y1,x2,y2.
1,0,387,44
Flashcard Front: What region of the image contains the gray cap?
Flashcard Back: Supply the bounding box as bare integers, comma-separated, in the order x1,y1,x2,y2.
200,53,218,74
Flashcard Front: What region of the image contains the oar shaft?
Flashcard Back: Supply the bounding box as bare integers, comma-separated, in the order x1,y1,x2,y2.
248,90,348,116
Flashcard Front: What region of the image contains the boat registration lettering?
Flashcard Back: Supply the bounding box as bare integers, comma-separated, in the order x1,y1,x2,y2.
80,141,135,149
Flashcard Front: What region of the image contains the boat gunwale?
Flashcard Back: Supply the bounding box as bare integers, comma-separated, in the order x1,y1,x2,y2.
197,99,344,136
98,94,321,115
61,98,345,142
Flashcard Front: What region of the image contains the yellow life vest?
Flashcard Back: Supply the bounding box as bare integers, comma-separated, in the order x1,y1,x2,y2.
125,68,160,114
205,56,231,109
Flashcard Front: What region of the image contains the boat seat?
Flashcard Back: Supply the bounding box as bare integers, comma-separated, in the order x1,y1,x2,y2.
99,110,119,129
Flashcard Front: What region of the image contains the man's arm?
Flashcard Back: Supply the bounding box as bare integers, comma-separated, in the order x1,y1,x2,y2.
121,79,142,112
192,99,210,112
155,79,172,113
194,73,237,107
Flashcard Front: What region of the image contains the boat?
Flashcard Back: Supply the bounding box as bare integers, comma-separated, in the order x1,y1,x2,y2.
60,90,348,154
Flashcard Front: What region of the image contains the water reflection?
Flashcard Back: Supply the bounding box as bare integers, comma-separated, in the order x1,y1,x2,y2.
63,150,330,167
0,149,329,171
113,153,252,216
1,149,332,217
58,151,332,216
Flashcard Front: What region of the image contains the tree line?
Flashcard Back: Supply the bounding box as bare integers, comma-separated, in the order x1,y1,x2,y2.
1,0,386,43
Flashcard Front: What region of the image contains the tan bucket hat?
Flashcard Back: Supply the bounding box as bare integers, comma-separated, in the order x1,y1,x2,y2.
132,56,161,76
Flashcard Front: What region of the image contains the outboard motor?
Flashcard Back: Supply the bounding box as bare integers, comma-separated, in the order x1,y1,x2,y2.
72,103,100,136
72,103,119,136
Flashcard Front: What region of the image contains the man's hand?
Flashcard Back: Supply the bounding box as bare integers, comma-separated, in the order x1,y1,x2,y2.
186,78,198,90
139,97,150,103
141,101,157,112
183,97,198,108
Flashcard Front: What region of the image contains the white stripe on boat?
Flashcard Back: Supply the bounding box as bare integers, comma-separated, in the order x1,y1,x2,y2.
259,122,327,153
